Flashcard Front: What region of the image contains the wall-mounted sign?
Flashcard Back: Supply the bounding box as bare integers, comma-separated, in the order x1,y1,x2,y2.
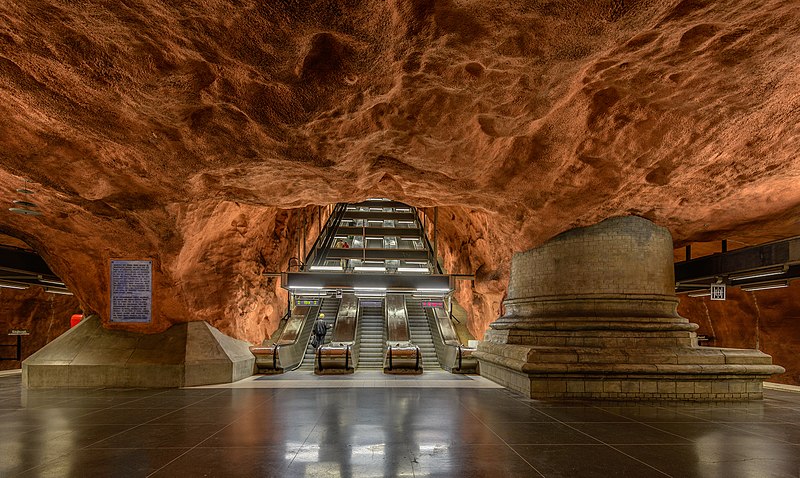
110,260,152,323
422,301,444,308
710,284,726,301
296,298,321,306
8,329,29,335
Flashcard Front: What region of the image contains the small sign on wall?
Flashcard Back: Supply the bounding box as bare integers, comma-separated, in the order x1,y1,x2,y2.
110,260,153,323
710,283,726,301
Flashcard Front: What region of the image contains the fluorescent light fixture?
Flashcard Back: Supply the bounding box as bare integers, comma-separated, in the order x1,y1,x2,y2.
0,282,29,290
287,285,323,289
9,208,42,216
415,288,450,293
398,267,429,273
354,286,386,291
355,291,386,297
354,266,386,272
40,279,65,286
13,200,37,208
45,288,73,295
309,265,342,271
741,281,789,292
686,290,711,298
730,266,787,281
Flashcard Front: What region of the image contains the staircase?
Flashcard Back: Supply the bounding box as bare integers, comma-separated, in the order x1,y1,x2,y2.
405,299,441,370
297,297,340,371
357,299,385,369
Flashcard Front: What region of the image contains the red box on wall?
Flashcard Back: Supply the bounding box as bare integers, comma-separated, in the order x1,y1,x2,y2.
70,314,83,328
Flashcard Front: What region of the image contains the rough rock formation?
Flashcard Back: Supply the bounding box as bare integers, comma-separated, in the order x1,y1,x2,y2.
0,286,78,370
1,2,798,348
679,281,800,386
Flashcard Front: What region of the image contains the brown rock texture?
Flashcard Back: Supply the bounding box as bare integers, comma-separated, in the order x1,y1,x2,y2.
678,279,800,386
0,287,78,370
1,1,799,344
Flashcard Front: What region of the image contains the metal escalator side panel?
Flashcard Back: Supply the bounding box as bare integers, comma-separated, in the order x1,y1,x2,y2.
385,294,410,343
329,293,358,343
276,306,312,345
433,307,460,346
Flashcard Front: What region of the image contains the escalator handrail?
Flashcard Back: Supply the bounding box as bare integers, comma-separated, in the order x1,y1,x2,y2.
312,203,348,266
412,206,444,274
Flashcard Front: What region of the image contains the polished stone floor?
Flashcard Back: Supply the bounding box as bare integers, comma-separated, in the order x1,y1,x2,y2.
2,371,800,477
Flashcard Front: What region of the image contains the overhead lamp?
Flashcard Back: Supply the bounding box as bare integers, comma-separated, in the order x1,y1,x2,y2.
13,200,37,208
287,285,323,290
741,281,789,292
0,281,30,290
686,290,711,298
729,266,787,281
9,208,42,216
354,266,386,272
40,279,66,286
15,188,35,194
45,288,73,295
354,287,386,291
309,265,343,272
415,288,450,293
397,267,429,273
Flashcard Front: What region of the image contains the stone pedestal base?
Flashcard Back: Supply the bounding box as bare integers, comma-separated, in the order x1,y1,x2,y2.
476,216,785,400
476,342,780,400
23,316,255,388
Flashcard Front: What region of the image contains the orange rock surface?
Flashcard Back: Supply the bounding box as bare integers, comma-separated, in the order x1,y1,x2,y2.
1,2,798,351
0,287,78,370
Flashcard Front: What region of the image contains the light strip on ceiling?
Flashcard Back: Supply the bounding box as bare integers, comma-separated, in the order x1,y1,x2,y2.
354,287,387,291
0,282,30,290
415,288,450,293
741,281,789,292
354,266,386,272
309,266,342,271
729,266,787,281
686,290,711,298
45,288,73,295
287,285,323,289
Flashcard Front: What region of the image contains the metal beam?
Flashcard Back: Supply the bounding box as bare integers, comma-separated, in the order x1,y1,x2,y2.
342,211,416,221
675,236,800,289
334,226,422,238
324,248,429,260
0,246,56,277
284,272,451,291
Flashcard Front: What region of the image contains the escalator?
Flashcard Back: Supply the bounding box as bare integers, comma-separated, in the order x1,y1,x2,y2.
357,299,385,369
405,298,440,370
297,297,340,371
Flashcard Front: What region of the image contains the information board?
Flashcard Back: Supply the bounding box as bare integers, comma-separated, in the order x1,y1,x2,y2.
710,284,726,301
110,260,152,323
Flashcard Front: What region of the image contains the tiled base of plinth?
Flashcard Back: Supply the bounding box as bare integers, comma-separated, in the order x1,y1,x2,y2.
479,361,765,401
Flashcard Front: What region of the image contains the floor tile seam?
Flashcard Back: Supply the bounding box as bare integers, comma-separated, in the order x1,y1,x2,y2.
78,394,233,450
593,441,675,477
143,420,238,478
622,420,702,443
458,399,546,477
720,422,800,444
286,411,325,469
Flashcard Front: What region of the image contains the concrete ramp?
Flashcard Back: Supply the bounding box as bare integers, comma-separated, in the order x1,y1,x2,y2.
22,316,255,388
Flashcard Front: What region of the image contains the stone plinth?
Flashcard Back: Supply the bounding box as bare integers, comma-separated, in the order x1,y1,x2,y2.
23,316,255,388
474,216,784,400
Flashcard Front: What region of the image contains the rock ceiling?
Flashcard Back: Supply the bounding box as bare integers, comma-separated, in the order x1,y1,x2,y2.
0,1,798,342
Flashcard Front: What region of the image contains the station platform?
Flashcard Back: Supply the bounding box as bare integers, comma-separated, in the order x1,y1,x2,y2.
2,370,800,477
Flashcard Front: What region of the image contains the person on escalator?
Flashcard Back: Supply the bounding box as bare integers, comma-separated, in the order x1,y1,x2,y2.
312,313,329,349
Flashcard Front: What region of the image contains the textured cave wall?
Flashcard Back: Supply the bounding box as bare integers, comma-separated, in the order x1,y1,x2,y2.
0,1,799,344
0,287,79,370
678,281,800,386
